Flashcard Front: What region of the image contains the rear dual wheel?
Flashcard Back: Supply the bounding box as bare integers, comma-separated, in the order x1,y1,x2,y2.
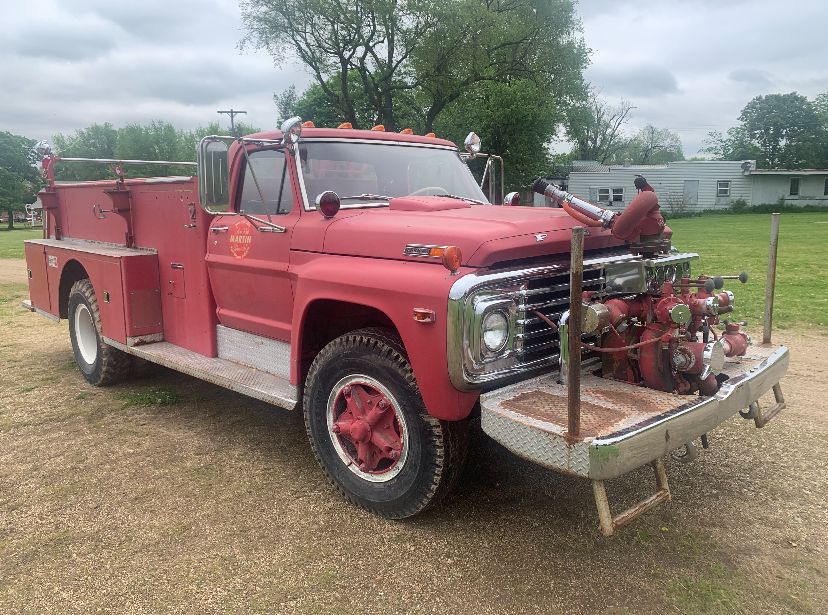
304,328,468,519
68,279,131,386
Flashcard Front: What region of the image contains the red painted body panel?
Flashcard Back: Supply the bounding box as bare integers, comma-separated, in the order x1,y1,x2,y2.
24,242,51,313
291,252,479,420
31,178,217,356
43,245,128,343
321,202,628,267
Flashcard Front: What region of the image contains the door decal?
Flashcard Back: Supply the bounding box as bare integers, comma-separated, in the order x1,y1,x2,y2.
229,219,253,259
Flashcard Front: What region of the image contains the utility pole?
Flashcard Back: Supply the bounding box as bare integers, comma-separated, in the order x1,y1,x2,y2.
217,109,247,136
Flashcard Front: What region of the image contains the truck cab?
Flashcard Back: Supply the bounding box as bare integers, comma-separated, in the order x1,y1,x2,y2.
23,118,789,534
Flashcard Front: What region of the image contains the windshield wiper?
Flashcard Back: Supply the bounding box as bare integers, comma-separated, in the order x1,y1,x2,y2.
339,193,393,202
432,193,486,205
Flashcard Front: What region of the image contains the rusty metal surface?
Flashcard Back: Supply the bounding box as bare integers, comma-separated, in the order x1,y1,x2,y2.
481,344,789,479
491,373,688,440
502,390,634,437
593,458,671,536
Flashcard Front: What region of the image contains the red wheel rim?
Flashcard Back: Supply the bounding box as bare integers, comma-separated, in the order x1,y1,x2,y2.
326,375,408,482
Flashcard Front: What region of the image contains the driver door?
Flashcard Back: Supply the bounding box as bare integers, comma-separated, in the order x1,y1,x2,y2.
206,148,300,343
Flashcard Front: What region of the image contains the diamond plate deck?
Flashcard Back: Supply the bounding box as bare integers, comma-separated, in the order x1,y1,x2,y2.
481,344,789,478
105,338,298,409
216,325,291,380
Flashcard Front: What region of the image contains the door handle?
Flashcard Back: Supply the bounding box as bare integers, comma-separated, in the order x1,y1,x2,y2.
209,226,229,233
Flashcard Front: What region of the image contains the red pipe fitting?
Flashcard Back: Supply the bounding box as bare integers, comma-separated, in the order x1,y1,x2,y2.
720,323,749,357
611,191,665,242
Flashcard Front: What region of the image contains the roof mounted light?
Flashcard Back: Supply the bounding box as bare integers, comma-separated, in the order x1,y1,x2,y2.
280,116,303,146
464,132,481,155
316,191,341,218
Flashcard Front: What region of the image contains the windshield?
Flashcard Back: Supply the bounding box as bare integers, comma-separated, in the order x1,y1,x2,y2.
299,141,489,207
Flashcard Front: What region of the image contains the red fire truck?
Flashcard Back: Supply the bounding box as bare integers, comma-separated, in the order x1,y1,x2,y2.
22,119,788,534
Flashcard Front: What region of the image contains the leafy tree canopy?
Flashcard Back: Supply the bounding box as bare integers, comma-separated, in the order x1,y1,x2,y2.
52,120,260,180
243,0,589,191
0,131,41,228
703,92,828,169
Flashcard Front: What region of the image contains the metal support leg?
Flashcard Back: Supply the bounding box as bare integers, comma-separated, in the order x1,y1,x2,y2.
754,383,786,428
592,458,672,537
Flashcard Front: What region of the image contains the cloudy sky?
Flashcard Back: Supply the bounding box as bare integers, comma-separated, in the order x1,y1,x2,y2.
2,0,827,155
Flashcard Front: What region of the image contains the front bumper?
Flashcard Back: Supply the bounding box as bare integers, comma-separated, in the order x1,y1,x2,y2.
480,344,789,480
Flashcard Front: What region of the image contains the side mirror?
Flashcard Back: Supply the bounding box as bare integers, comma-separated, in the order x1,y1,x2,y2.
281,116,303,146
464,132,481,155
503,191,520,207
197,137,231,213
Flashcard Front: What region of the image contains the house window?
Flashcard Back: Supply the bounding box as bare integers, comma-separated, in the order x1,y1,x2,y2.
716,180,731,197
611,187,624,203
597,188,610,202
790,177,800,196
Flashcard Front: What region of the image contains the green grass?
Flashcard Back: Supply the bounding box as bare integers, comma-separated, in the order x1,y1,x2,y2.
0,227,41,259
666,564,742,614
117,389,182,408
669,211,828,330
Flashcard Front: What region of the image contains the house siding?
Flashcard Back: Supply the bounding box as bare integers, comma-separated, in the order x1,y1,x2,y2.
566,161,753,213
751,174,828,206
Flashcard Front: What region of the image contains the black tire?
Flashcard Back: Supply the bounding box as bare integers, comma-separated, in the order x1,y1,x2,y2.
67,279,131,386
303,328,468,519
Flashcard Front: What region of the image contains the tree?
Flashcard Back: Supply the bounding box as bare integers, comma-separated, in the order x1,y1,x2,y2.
623,125,684,164
701,92,826,168
435,78,565,190
566,94,634,164
274,85,299,124
738,93,821,168
702,126,762,162
52,121,261,181
0,132,41,229
242,0,588,132
52,123,119,180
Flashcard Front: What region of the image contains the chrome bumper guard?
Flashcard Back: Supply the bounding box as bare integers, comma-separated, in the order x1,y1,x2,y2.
480,345,789,481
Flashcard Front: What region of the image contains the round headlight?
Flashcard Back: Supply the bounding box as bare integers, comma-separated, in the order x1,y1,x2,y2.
482,310,509,353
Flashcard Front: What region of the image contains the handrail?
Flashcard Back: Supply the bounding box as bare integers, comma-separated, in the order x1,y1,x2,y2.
56,157,197,166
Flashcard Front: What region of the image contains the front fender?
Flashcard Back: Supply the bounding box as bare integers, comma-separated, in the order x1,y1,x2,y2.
290,252,479,421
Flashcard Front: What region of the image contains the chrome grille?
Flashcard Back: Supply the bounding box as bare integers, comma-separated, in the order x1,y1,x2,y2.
514,268,605,367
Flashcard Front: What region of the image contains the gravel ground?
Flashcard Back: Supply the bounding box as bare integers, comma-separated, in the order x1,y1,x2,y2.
0,271,825,614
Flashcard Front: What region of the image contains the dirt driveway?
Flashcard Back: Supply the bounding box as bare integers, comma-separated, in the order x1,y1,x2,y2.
0,267,825,614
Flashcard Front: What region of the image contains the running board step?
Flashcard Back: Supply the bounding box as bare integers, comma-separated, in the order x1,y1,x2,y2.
104,338,298,409
592,457,671,536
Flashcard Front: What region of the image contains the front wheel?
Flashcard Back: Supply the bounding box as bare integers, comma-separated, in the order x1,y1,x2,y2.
303,328,467,519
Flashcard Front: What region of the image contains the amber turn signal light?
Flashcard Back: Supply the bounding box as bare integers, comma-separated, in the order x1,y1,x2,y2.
441,246,462,274
337,122,352,129
371,125,385,131
301,120,315,128
400,128,413,134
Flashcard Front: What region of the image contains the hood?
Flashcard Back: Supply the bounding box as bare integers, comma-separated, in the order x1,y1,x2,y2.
321,197,630,268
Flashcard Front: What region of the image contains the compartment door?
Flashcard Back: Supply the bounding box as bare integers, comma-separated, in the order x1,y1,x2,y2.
24,241,52,314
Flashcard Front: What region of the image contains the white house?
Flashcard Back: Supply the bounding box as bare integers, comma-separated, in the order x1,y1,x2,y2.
542,160,828,213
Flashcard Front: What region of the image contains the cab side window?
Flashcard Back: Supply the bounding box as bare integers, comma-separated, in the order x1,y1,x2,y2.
239,149,294,215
